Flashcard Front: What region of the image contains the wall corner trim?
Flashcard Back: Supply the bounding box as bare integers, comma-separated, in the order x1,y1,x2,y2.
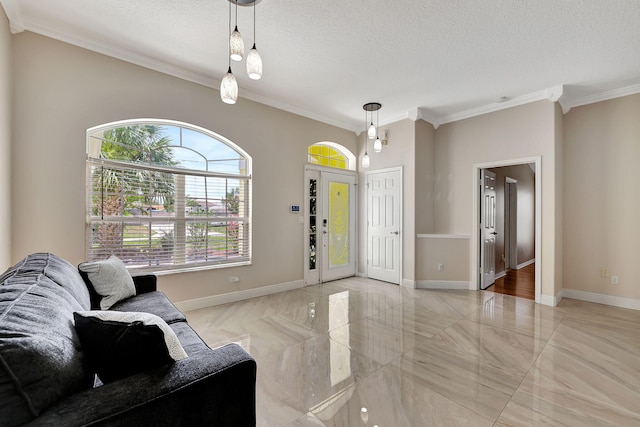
402,279,417,289
540,292,561,307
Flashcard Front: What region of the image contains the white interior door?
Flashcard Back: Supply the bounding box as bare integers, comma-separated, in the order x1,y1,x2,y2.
320,172,357,282
480,169,497,290
367,168,401,284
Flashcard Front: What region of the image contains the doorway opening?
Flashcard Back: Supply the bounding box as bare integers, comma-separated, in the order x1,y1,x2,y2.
473,157,541,303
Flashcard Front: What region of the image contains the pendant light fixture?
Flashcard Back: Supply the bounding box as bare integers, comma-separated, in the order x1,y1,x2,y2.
362,150,370,168
246,0,263,80
220,66,238,104
221,1,238,104
373,109,382,152
363,102,382,149
362,104,378,168
229,0,244,62
364,102,381,140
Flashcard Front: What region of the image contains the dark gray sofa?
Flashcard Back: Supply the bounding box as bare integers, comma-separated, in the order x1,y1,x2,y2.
0,253,256,426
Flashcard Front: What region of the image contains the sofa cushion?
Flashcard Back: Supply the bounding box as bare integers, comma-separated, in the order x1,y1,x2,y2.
111,290,187,324
169,321,210,356
0,274,93,426
74,311,187,383
78,256,136,310
0,252,91,310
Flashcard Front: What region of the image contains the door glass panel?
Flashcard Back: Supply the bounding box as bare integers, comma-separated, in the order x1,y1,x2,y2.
309,179,317,271
329,181,349,268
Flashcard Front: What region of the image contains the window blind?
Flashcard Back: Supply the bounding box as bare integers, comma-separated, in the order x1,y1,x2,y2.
87,159,251,272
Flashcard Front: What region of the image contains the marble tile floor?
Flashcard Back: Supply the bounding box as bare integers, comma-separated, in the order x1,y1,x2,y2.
185,277,640,426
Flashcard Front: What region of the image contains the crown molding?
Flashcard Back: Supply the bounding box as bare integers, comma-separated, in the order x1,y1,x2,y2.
414,108,441,129
0,0,25,34
564,83,640,111
436,87,563,126
4,0,639,135
11,16,358,134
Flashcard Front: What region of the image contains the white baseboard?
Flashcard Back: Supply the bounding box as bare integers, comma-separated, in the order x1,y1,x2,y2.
175,279,304,312
540,293,561,307
402,279,416,289
562,288,640,311
416,280,470,290
517,258,535,269
357,271,367,278
495,271,506,280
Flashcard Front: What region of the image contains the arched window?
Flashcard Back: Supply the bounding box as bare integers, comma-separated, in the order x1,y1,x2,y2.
307,142,355,171
86,119,251,272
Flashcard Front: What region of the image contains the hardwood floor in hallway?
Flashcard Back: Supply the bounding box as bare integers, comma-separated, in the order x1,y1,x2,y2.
489,263,535,300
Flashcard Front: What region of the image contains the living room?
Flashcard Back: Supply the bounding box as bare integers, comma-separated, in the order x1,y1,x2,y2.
1,1,639,425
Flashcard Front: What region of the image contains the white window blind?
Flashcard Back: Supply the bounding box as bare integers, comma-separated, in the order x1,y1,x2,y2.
86,121,251,273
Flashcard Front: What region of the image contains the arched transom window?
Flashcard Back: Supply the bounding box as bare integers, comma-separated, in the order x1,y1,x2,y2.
307,142,355,171
86,119,252,272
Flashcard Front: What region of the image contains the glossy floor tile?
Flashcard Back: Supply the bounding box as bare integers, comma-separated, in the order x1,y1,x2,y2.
185,278,640,426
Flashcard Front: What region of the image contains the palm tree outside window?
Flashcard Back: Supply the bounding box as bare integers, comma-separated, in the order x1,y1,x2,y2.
86,120,252,272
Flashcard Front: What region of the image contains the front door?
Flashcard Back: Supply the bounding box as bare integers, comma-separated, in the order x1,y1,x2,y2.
320,172,357,282
367,167,402,284
480,169,497,289
304,167,357,285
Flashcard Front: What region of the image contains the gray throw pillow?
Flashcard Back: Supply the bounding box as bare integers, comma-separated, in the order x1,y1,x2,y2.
78,255,136,310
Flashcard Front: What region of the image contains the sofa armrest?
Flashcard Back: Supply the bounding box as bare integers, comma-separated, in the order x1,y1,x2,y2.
28,343,256,427
132,274,157,294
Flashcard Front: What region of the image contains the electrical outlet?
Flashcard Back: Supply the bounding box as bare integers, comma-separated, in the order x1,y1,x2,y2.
600,267,609,278
228,276,240,283
611,275,619,285
438,263,445,271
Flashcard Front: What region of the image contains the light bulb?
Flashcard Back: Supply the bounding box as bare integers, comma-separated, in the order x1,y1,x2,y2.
246,44,262,80
373,137,382,152
230,26,244,61
361,153,370,168
220,67,238,104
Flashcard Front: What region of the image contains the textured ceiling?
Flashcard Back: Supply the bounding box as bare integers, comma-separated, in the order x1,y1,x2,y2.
2,0,640,131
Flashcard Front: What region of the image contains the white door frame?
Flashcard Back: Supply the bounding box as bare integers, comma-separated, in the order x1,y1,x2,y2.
505,177,518,270
471,157,541,303
365,166,403,284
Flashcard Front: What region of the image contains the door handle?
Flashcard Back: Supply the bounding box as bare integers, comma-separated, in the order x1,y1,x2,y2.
490,232,498,235
391,231,399,235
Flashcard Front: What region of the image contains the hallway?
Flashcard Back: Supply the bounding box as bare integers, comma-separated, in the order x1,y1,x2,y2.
489,263,535,300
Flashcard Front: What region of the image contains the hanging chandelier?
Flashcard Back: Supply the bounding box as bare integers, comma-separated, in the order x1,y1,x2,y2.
220,0,263,104
362,102,382,167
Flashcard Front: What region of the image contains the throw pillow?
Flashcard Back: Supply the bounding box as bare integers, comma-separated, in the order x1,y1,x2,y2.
73,311,188,383
78,255,136,310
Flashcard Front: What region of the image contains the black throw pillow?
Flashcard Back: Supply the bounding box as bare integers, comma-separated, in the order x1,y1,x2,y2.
73,311,187,383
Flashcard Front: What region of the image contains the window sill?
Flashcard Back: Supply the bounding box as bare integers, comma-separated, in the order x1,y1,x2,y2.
131,261,252,276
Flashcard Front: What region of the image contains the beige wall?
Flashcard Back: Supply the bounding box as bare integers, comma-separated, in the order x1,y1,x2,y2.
416,236,470,281
434,100,562,299
0,8,11,270
11,31,357,303
415,119,436,234
357,119,418,283
7,24,639,306
563,94,640,299
488,164,536,274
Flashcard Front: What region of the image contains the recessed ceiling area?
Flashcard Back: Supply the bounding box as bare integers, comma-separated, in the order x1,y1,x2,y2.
2,0,639,131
